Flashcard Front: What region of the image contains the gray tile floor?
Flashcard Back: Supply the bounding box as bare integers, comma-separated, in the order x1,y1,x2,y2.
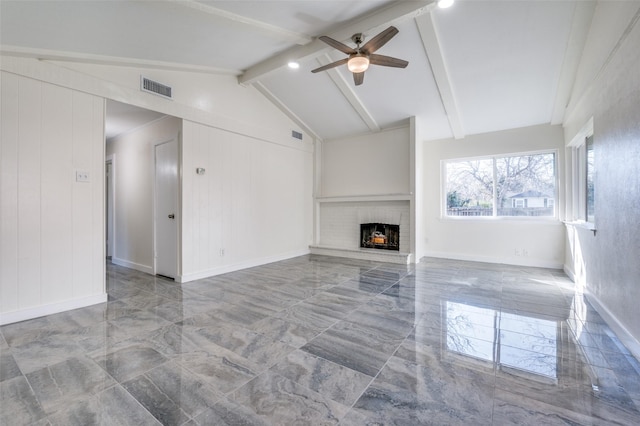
2,255,640,425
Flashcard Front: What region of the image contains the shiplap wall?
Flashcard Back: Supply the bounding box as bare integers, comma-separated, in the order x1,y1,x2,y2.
180,120,313,282
0,72,106,323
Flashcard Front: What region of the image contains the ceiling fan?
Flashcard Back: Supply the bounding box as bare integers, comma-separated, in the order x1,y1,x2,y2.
311,26,408,86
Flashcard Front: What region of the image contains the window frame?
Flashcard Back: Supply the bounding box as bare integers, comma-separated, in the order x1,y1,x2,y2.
441,148,560,221
568,117,595,228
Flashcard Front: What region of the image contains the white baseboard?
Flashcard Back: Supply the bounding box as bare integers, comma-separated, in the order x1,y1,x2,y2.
585,292,640,362
563,263,576,281
0,293,108,326
421,251,563,269
178,249,310,283
111,257,153,275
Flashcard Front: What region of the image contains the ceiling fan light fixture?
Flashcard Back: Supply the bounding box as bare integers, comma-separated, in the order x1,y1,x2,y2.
437,0,454,8
347,54,370,73
287,61,300,69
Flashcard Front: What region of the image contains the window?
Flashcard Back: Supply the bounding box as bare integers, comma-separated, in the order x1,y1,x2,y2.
569,118,594,225
586,135,595,223
444,151,557,218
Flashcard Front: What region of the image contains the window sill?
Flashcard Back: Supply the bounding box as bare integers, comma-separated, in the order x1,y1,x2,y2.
564,220,596,234
440,216,562,225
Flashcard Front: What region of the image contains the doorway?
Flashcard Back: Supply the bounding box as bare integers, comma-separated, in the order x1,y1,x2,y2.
105,100,180,280
154,138,179,279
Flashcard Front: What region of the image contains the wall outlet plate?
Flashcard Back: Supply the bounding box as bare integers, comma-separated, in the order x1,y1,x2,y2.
76,170,90,183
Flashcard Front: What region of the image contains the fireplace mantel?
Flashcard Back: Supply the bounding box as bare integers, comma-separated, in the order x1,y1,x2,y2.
316,193,412,203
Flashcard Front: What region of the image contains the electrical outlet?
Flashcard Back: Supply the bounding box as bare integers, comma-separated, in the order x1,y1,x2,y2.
514,249,521,256
522,249,529,257
76,170,90,183
220,248,225,257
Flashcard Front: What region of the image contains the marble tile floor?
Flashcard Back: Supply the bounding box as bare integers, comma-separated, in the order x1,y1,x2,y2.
1,255,640,425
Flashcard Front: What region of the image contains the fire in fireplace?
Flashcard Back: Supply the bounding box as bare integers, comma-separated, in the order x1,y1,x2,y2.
360,223,400,251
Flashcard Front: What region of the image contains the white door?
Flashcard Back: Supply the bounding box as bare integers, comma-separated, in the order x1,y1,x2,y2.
155,138,179,279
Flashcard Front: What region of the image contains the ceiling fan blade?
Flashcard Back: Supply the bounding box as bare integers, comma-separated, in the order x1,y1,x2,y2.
311,58,349,73
318,36,356,55
369,54,408,68
353,72,364,86
361,26,399,54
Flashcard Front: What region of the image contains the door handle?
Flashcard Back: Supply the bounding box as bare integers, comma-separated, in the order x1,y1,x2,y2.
168,214,175,219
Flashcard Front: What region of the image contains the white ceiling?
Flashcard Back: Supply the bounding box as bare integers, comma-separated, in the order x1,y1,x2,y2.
0,0,593,141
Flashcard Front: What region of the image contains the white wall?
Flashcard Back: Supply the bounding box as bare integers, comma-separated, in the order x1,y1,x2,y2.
321,126,410,197
314,126,414,262
562,1,640,357
181,121,313,281
419,124,566,268
1,55,315,321
0,72,106,324
106,116,181,274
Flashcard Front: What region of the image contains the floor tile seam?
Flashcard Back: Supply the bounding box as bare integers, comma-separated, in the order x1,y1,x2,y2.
14,368,49,422
91,342,172,385
40,379,124,419
265,351,374,414
175,338,268,386
498,297,573,310
115,380,165,426
123,369,196,425
245,368,353,422
338,322,418,415
273,283,380,320
306,289,405,339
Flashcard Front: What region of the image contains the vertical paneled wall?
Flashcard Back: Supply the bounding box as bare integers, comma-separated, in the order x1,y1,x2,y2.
181,120,313,281
1,72,105,323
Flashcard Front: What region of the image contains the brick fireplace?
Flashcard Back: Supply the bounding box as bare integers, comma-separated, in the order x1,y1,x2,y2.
310,199,411,264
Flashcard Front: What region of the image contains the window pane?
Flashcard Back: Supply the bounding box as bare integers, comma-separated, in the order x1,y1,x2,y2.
586,135,595,222
495,153,556,217
446,159,494,216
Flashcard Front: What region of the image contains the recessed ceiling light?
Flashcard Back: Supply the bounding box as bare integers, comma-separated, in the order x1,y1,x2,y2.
437,0,454,8
288,61,300,69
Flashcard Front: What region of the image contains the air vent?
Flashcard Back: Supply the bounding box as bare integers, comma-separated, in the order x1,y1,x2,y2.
291,130,303,140
140,76,172,99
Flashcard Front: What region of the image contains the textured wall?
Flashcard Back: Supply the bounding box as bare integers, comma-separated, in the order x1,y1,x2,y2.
564,4,640,347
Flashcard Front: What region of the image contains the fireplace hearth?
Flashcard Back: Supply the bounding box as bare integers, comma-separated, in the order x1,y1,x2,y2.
360,223,399,251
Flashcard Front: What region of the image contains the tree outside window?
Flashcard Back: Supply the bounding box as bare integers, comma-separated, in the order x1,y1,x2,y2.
445,152,556,218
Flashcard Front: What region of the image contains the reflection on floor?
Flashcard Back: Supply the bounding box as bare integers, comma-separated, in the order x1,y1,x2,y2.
2,256,640,425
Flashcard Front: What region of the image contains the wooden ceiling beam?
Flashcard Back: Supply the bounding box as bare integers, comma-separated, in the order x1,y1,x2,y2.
239,1,436,85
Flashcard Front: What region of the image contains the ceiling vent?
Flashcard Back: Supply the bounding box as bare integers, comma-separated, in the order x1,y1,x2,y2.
141,76,172,99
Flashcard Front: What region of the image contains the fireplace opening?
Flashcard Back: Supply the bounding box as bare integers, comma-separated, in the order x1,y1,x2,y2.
360,223,400,251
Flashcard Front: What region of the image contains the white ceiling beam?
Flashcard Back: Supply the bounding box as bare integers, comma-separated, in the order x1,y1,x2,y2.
0,45,241,75
415,13,464,139
166,0,312,45
239,0,436,85
550,1,597,125
253,81,322,141
316,54,380,133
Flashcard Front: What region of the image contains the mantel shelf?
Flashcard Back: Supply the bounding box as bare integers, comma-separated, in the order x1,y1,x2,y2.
316,193,412,203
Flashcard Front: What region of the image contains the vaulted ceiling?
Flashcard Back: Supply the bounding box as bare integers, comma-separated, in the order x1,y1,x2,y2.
0,1,595,141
